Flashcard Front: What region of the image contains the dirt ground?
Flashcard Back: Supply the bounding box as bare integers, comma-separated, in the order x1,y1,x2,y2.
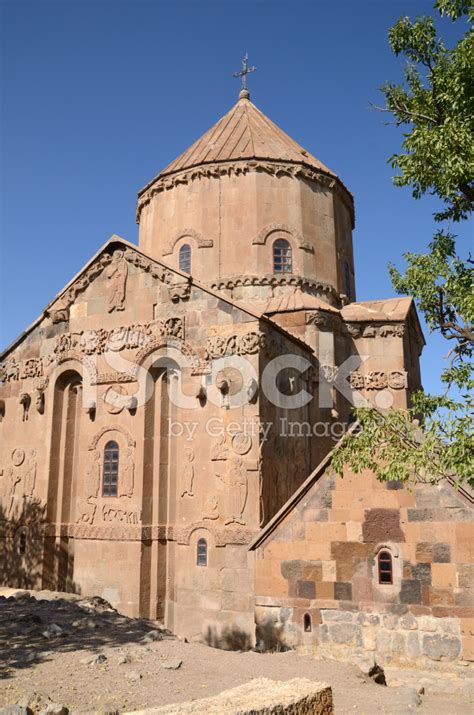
0,588,472,714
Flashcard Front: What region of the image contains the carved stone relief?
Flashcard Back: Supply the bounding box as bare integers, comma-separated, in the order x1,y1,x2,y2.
136,159,354,228
306,311,338,331
119,447,135,498
85,450,101,499
76,497,97,525
163,228,214,257
343,323,405,339
106,250,128,313
88,425,136,451
215,457,248,526
181,448,195,498
24,450,37,498
349,370,408,391
19,393,31,421
253,223,313,252
102,504,141,524
205,331,266,359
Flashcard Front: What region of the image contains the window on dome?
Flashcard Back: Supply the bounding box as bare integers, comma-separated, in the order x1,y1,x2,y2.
273,239,292,274
179,244,191,273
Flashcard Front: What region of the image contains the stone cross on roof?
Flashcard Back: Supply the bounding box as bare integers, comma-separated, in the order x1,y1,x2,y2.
233,53,256,99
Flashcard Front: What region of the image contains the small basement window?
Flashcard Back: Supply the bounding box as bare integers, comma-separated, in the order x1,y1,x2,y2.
303,613,312,632
378,550,393,584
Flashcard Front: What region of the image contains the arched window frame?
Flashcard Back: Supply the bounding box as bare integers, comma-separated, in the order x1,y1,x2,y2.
179,243,191,274
303,613,312,632
103,440,119,497
273,238,293,274
377,549,393,585
196,537,207,567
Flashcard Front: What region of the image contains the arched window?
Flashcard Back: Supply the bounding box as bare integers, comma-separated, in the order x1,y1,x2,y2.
196,538,207,566
378,550,393,584
303,613,312,632
273,239,292,274
344,261,351,301
103,440,119,497
179,244,191,273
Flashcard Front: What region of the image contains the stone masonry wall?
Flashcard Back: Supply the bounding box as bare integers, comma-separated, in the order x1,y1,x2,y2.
254,464,474,665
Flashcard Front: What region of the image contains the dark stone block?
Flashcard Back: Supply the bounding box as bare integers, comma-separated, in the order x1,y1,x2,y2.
387,603,409,615
297,580,316,599
334,582,352,601
433,543,451,563
407,509,435,522
362,508,405,543
400,580,422,604
412,562,432,585
386,480,404,490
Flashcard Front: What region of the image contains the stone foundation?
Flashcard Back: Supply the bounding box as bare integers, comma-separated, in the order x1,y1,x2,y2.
256,604,468,667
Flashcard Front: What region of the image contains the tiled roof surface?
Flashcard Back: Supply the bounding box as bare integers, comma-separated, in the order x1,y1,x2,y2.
158,97,336,179
341,297,414,322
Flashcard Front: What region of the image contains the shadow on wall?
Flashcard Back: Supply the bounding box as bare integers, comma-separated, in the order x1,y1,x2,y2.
0,498,50,590
255,616,293,653
204,623,253,651
0,498,83,594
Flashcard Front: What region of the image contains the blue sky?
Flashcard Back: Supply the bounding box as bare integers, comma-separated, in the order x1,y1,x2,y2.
1,0,471,395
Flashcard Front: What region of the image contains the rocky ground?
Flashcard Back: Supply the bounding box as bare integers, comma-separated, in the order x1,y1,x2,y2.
0,588,472,714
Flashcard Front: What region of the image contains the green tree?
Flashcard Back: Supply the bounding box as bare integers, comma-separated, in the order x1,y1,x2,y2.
333,0,474,487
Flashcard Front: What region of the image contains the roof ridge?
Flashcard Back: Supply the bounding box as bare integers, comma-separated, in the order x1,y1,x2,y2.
243,100,256,155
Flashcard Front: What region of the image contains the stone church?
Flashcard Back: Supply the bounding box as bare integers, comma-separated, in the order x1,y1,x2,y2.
1,86,472,666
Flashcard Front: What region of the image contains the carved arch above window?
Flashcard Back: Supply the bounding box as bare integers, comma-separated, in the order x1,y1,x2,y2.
88,424,135,451
162,228,214,257
252,224,313,252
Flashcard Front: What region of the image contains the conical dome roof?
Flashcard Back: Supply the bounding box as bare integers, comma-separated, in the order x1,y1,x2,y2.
144,95,338,188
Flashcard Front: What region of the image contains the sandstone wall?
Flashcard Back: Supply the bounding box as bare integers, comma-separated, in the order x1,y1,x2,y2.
253,466,474,665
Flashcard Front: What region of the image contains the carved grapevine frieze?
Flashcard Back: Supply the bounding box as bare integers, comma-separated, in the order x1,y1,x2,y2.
205,331,266,360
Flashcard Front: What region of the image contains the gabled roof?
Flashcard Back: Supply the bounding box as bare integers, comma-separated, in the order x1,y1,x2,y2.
0,237,313,361
249,423,359,551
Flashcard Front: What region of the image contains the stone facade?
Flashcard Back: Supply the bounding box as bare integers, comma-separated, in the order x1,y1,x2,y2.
252,462,474,665
0,91,471,661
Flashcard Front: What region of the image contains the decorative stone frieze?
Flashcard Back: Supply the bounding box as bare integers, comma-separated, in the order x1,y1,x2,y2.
205,331,266,359
209,274,341,306
136,159,354,227
343,323,406,339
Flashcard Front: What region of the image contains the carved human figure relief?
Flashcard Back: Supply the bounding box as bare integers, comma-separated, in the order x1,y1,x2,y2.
203,495,219,521
85,450,101,498
181,448,195,498
211,434,231,461
106,250,128,312
35,390,45,414
216,457,248,526
76,496,97,525
119,448,135,498
19,393,31,422
24,450,37,498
